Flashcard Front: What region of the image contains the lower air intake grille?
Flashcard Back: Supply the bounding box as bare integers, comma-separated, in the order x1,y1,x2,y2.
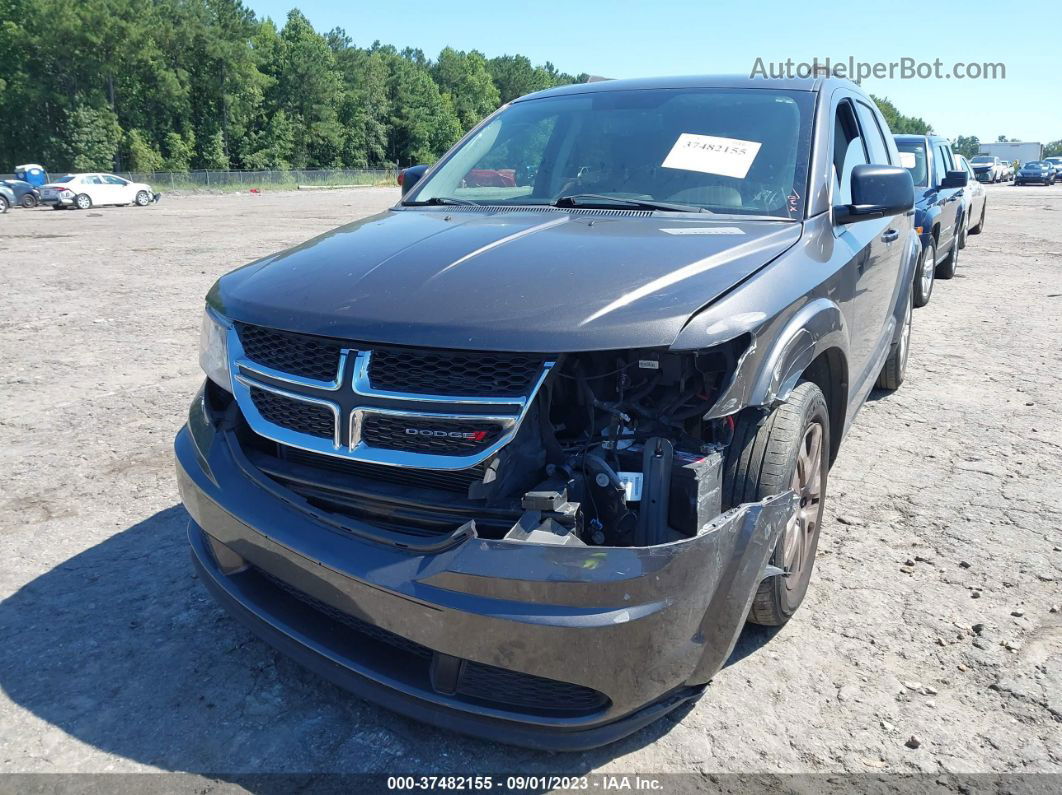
361,414,503,455
249,387,335,440
457,660,609,714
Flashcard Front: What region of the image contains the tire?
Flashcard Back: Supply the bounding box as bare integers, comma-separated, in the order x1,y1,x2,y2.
876,292,912,391
913,238,935,307
134,190,151,206
724,382,830,626
969,202,985,234
74,193,92,210
20,194,38,208
936,228,959,279
0,196,8,214
956,210,968,250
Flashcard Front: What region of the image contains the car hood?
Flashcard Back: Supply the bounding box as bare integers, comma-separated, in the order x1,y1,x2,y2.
210,208,801,352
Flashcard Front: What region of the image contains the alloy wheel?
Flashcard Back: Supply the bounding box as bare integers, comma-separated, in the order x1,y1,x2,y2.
782,421,824,591
921,243,935,297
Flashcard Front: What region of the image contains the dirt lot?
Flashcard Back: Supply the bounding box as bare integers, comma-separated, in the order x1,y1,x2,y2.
1,185,1059,781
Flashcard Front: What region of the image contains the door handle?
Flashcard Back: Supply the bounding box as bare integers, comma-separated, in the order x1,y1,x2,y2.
881,229,899,243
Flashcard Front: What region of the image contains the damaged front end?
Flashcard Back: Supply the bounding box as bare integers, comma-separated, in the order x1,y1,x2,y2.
176,326,799,748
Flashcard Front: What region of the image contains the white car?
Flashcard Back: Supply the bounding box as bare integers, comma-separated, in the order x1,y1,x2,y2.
39,173,154,210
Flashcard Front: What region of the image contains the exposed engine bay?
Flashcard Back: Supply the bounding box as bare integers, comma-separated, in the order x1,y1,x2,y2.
464,341,749,547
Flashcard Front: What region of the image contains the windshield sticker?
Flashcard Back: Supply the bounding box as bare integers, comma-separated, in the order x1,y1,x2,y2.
661,226,746,235
899,151,917,168
661,134,762,179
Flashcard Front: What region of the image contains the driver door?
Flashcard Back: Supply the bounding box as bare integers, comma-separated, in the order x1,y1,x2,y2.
103,174,135,203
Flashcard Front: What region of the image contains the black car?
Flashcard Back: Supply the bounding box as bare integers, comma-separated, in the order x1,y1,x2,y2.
894,134,968,306
176,75,918,750
1015,161,1056,185
0,179,39,208
0,179,40,208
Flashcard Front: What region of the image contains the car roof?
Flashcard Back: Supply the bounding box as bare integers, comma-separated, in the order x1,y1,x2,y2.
514,73,862,102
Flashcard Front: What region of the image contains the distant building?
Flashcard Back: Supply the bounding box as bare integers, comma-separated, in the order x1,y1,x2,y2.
978,141,1043,164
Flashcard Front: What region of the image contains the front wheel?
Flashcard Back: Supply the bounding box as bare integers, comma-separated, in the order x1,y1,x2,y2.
724,382,830,626
913,239,935,307
20,194,38,208
74,193,92,210
135,190,151,206
970,203,985,234
0,196,8,213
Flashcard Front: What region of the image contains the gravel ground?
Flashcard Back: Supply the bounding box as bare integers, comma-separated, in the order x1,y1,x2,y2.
1,185,1059,781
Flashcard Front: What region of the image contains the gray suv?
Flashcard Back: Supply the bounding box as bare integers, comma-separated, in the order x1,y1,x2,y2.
176,74,918,749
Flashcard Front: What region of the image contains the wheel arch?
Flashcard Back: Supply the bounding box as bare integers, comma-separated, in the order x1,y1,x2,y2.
704,298,851,453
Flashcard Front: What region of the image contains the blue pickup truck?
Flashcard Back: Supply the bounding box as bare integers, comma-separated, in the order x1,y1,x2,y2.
894,134,968,307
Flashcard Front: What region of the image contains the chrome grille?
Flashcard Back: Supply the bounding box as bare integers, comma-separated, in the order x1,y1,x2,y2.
224,319,553,470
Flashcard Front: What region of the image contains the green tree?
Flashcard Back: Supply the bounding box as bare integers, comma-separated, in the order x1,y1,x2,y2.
201,129,230,169
274,10,345,167
63,105,123,170
125,128,164,171
871,95,931,135
1045,139,1062,157
164,131,196,171
240,109,295,168
432,48,500,130
952,135,981,159
388,56,461,165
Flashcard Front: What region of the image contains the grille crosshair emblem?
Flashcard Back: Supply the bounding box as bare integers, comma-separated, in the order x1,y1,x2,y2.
222,318,556,471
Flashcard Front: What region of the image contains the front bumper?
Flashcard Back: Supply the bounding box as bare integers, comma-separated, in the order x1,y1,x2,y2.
175,389,795,749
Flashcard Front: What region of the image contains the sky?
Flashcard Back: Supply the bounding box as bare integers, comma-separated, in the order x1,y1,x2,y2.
248,0,1060,144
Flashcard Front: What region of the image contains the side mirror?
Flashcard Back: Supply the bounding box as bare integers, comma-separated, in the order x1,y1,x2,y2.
834,164,914,225
398,164,429,197
941,170,969,189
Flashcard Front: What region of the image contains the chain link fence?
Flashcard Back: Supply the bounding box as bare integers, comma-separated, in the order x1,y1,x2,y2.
1,168,399,191
117,168,398,191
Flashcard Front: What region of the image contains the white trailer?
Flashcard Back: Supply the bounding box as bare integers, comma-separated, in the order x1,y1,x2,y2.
978,142,1043,165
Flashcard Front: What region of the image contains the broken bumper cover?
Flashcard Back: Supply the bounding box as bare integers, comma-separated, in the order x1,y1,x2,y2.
175,415,796,750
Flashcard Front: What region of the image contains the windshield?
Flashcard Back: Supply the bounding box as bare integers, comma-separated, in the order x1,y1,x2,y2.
1046,158,1062,164
896,141,928,186
55,175,76,183
970,156,993,164
407,88,814,218
1025,161,1045,168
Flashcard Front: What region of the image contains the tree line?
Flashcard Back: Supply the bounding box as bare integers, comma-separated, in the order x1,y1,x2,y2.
0,0,587,172
10,0,1041,176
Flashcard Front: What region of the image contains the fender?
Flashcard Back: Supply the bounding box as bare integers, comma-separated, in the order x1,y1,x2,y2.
703,298,850,420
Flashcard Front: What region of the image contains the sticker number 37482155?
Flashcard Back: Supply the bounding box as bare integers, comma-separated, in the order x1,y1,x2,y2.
661,134,762,179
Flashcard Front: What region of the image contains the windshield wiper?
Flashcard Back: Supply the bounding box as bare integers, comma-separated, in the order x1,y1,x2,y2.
402,196,479,207
552,193,711,213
